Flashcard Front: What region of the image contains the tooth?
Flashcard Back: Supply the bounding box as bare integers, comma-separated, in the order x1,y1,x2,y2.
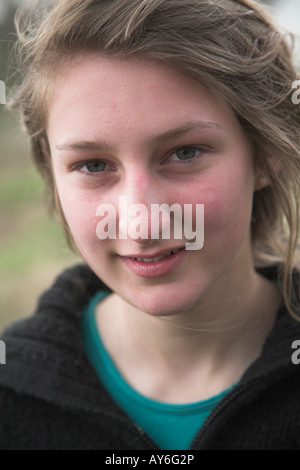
134,249,182,263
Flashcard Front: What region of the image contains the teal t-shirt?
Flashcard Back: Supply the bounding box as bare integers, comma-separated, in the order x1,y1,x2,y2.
82,291,234,450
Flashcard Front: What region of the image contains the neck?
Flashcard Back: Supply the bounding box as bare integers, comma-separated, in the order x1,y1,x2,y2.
96,268,281,402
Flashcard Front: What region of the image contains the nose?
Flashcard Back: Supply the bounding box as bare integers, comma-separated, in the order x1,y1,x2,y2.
118,167,163,246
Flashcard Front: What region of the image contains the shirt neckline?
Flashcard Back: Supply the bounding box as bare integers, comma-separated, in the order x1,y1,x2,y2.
84,291,236,415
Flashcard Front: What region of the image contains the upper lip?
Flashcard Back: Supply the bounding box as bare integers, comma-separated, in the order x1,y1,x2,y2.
119,246,186,259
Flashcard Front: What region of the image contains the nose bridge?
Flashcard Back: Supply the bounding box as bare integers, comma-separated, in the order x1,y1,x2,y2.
118,162,159,244
123,162,155,206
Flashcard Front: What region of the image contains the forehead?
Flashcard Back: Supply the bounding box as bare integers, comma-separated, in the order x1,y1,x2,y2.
47,53,241,142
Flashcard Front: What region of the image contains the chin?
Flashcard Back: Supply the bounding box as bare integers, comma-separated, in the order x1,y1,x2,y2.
124,284,203,318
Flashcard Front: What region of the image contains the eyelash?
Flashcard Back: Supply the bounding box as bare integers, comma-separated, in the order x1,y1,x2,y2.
70,145,206,175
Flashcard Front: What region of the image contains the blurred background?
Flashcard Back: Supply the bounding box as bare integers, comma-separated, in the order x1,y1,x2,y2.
0,0,80,332
0,0,300,332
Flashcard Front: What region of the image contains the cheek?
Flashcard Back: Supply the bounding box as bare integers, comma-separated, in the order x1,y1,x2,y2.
203,181,254,255
55,180,100,246
178,171,254,248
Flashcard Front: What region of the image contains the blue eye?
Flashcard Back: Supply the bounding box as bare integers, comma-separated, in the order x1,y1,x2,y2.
82,161,106,173
176,148,198,161
167,147,204,164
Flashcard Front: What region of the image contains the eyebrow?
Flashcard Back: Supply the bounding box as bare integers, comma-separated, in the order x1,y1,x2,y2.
55,120,222,153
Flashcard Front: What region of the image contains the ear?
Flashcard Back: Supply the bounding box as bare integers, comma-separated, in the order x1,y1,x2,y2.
254,144,281,191
254,173,271,191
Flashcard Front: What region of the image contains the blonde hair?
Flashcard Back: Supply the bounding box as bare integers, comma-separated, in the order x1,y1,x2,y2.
9,0,300,318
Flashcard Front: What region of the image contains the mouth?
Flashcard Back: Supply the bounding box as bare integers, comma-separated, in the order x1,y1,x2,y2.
131,247,184,263
118,246,188,278
120,246,185,263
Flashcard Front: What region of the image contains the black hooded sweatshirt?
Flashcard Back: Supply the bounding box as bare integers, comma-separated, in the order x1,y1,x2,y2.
0,264,300,450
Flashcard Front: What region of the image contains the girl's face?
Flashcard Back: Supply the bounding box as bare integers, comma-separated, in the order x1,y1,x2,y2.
48,54,258,316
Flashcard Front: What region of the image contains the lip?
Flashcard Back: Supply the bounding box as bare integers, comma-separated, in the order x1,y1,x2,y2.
118,246,188,278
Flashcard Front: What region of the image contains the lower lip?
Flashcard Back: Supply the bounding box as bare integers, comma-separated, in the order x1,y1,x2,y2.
119,248,188,278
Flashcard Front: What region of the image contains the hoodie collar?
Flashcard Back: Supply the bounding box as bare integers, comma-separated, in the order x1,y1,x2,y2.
0,263,300,415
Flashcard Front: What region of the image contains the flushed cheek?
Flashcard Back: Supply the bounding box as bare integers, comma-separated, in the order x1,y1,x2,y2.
203,184,253,257
57,187,101,246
